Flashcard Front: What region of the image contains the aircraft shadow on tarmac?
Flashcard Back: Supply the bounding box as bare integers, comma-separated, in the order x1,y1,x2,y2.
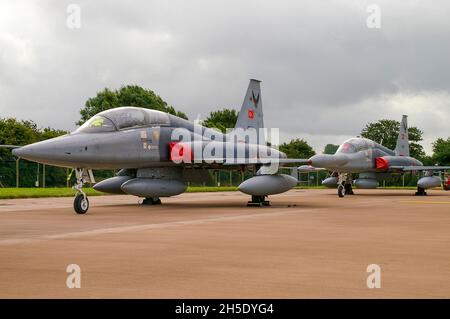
322,190,448,197
99,201,304,210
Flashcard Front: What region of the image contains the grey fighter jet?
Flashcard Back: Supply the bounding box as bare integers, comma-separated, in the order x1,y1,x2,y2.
304,115,450,197
12,80,301,213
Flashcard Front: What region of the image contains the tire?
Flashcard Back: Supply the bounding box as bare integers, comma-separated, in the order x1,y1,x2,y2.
344,183,354,195
415,187,427,196
142,197,162,205
74,194,89,214
338,184,345,198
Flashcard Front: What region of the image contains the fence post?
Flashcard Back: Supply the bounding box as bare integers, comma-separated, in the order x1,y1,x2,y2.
15,158,19,188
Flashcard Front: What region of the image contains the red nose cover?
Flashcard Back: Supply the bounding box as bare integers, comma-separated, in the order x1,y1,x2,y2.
375,157,389,170
169,142,193,163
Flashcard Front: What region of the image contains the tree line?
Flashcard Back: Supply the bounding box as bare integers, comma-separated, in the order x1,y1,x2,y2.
1,85,449,187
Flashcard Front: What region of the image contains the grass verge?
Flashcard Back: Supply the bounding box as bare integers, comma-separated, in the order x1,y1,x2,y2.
0,186,238,199
0,185,422,199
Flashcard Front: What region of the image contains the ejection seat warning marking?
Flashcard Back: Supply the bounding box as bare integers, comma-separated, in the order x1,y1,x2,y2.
140,128,159,150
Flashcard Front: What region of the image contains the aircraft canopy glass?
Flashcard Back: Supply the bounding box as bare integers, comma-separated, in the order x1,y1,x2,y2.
76,115,116,133
76,107,171,133
336,138,374,154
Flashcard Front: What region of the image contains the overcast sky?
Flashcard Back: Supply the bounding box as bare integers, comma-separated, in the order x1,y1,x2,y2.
1,0,449,154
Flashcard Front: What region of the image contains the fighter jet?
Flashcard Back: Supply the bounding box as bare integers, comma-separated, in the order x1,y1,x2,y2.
304,115,450,197
12,80,302,214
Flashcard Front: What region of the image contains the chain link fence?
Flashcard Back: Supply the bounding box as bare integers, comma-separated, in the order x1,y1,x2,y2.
1,158,422,189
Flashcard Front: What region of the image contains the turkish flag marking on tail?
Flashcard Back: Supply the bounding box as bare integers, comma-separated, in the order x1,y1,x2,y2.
248,109,254,119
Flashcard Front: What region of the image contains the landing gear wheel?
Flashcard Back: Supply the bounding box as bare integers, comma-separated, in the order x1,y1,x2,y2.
415,187,427,196
344,183,354,195
74,194,89,214
142,197,162,205
338,184,345,198
247,195,270,207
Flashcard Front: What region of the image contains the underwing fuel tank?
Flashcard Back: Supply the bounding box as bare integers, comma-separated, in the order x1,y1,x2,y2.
322,176,338,188
93,175,134,194
238,174,297,196
120,178,187,197
417,176,441,189
354,178,379,189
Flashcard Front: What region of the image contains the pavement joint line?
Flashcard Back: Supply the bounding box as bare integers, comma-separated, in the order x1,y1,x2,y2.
0,208,312,245
398,201,450,204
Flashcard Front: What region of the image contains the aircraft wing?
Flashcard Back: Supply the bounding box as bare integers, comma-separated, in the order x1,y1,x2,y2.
390,166,450,171
297,165,327,173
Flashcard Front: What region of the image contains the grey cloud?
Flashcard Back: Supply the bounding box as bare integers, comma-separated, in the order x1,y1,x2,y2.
0,0,449,154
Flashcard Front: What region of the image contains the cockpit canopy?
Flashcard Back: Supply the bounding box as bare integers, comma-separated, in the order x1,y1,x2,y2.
76,107,171,133
336,138,375,154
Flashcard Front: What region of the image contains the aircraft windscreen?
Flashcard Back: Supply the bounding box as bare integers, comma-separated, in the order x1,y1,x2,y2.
97,107,170,130
76,115,116,133
336,142,356,153
336,138,374,153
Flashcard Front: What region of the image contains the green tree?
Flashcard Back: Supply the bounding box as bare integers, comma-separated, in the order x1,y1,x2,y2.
279,138,315,159
323,144,339,155
432,137,450,165
202,108,238,133
77,85,188,125
361,119,425,159
0,118,70,187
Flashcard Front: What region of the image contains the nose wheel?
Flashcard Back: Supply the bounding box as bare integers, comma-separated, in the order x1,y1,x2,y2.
337,173,354,198
338,184,346,197
73,168,90,214
74,193,89,214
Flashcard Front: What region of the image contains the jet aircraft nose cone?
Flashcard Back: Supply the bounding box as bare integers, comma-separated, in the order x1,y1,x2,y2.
308,154,348,168
11,137,69,164
12,143,47,161
12,146,30,158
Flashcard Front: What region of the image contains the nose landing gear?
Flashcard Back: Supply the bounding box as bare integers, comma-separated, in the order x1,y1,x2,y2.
337,173,354,198
72,168,93,214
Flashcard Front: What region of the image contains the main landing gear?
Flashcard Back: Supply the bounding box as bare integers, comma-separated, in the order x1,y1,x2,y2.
73,168,89,214
142,197,162,205
247,195,270,207
415,187,427,196
337,173,354,198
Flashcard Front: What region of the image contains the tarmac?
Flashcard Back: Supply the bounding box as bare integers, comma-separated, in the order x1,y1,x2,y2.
0,189,449,298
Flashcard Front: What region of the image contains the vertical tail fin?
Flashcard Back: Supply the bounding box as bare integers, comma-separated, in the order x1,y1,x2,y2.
395,115,410,156
235,79,263,130
233,79,264,144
